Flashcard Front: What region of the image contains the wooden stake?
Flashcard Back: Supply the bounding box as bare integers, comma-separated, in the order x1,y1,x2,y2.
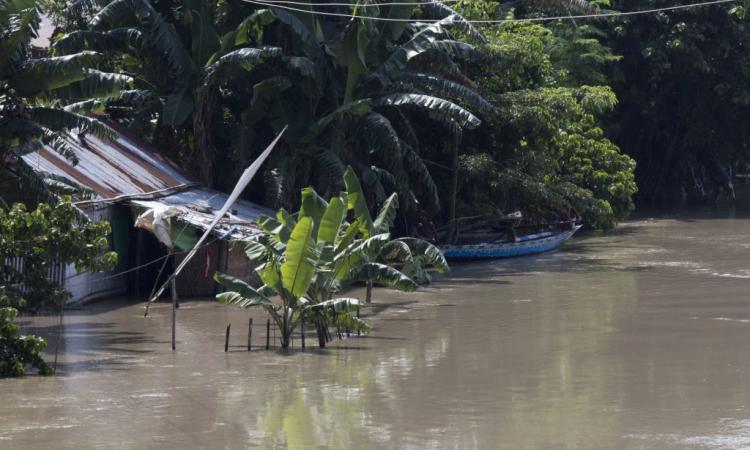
171,276,177,351
266,319,270,350
247,318,253,351
224,324,231,352
301,314,305,349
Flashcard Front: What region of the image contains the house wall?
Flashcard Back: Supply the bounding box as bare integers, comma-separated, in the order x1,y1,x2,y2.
173,241,222,297
66,205,129,304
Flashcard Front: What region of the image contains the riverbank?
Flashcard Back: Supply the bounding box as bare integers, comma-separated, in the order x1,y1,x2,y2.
5,211,750,449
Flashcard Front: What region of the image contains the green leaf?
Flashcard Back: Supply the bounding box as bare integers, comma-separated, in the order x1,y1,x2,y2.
230,8,275,47
10,51,101,96
299,187,328,238
256,215,291,243
184,0,220,67
162,88,194,126
333,233,390,281
343,166,373,235
396,237,449,272
318,194,347,244
372,192,399,235
374,94,481,129
50,70,134,101
350,262,418,292
214,272,278,311
280,216,318,297
305,297,360,313
29,107,115,140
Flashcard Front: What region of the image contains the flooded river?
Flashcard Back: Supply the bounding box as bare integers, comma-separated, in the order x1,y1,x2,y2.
5,207,750,449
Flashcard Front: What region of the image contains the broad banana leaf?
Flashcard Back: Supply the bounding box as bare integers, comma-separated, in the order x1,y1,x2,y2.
214,272,279,311
351,262,418,291
318,194,347,244
374,93,481,129
281,216,318,297
343,166,373,235
299,186,328,238
397,237,449,272
372,192,399,235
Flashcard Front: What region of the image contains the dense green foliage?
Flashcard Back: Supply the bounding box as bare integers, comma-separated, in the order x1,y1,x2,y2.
32,0,750,234
0,293,52,378
454,21,636,229
0,294,52,377
603,0,750,203
37,0,640,233
216,168,447,347
0,198,117,311
0,198,116,376
0,0,128,205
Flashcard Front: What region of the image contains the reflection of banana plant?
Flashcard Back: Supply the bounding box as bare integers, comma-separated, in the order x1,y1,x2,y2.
215,215,366,349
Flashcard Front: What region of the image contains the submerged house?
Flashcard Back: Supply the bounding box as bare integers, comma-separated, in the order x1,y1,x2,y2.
23,122,272,303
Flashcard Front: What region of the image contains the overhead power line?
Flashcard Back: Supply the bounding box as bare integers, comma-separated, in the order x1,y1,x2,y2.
242,0,741,23
256,0,457,6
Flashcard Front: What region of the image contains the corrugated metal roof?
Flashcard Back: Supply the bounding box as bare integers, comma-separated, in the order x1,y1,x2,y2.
131,188,274,239
23,123,272,238
22,126,193,200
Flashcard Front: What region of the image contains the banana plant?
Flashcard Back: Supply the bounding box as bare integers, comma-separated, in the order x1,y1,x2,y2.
341,167,449,302
215,216,367,349
0,0,129,203
246,168,448,303
53,0,315,186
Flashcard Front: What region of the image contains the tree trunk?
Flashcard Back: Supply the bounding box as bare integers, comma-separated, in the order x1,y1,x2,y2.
447,131,460,244
193,87,218,187
280,330,291,349
365,280,373,304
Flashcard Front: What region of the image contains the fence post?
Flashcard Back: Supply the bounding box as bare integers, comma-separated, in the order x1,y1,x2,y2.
266,319,270,350
224,324,231,352
247,318,253,351
301,313,305,349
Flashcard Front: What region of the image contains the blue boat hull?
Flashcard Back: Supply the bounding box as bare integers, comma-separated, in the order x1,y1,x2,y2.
441,225,582,260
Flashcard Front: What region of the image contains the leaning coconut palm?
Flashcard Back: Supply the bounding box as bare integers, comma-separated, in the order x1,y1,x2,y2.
0,1,128,204
215,216,367,349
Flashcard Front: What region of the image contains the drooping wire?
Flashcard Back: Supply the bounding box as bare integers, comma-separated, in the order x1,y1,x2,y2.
242,0,741,23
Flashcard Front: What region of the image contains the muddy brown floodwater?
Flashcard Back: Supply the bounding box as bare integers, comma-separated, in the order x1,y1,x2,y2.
6,207,750,449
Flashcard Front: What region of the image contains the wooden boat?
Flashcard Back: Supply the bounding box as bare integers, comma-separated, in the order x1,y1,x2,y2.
441,225,582,260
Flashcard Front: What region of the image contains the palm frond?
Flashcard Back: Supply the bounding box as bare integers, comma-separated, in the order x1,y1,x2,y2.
416,2,486,43
374,93,481,129
396,72,491,115
0,5,40,73
53,28,144,55
29,107,115,140
357,112,402,170
10,51,101,96
50,70,134,101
